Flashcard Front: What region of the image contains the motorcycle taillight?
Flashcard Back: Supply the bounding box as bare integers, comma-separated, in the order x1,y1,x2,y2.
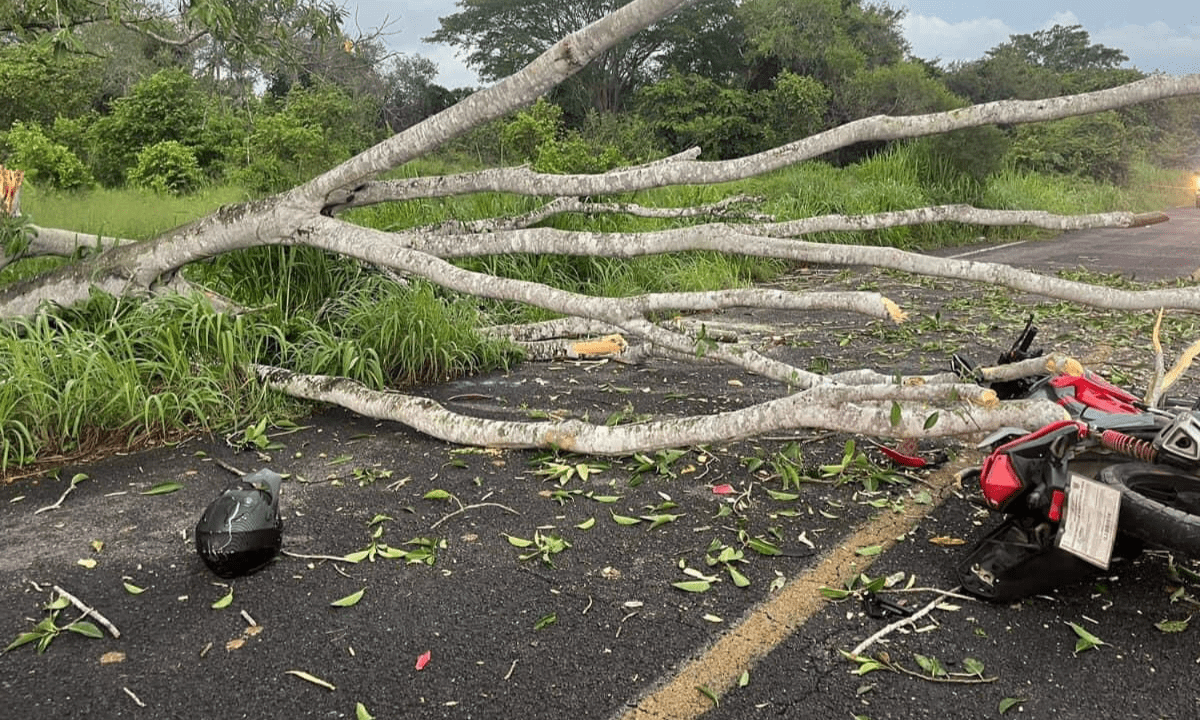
980,454,1025,509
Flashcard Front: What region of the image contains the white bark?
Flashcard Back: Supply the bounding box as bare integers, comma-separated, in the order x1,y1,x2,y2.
1,0,1197,455
253,364,1069,455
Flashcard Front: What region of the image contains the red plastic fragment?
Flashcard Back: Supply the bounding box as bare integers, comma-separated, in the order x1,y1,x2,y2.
878,446,927,469
712,484,734,495
1048,489,1066,523
415,650,431,671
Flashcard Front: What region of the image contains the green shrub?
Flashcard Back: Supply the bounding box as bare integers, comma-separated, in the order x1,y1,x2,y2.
128,141,204,195
6,122,94,191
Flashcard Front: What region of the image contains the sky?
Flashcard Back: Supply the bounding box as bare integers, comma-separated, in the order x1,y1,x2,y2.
345,1,1200,89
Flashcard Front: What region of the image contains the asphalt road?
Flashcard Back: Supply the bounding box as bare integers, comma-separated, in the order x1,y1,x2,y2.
2,206,1200,720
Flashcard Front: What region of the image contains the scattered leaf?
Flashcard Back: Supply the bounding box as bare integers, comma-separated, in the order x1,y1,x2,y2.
331,589,365,607
67,621,104,639
90,540,104,553
123,582,145,595
697,685,719,707
889,401,902,427
738,670,750,687
999,698,1024,714
1067,621,1106,653
212,589,234,609
712,484,734,495
611,512,641,526
423,489,452,501
1155,617,1190,633
355,702,376,720
855,545,883,557
702,614,723,623
673,580,712,593
503,534,534,548
727,565,751,588
766,489,799,501
99,651,126,664
923,412,940,430
929,536,966,546
913,653,947,677
140,482,184,496
575,517,596,530
746,537,782,556
534,613,557,630
415,650,432,671
962,657,985,678
820,587,850,600
286,670,336,691
76,558,97,569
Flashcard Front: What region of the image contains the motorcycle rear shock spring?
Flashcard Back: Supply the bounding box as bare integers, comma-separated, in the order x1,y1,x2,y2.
1098,429,1158,462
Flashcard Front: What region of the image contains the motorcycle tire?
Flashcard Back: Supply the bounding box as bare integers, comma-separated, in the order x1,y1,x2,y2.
1096,462,1200,557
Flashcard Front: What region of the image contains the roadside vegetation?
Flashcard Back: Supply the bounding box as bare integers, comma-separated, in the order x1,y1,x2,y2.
1,0,1197,474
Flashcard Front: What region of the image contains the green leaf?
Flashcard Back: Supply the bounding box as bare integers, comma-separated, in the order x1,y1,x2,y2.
766,489,799,501
737,670,750,687
533,613,557,630
696,685,719,707
855,545,883,557
727,565,751,588
367,513,393,526
286,670,336,691
140,481,183,495
211,589,234,609
673,580,712,593
586,494,622,503
999,697,1024,714
913,653,946,677
45,595,71,611
611,512,642,526
575,517,596,530
1067,621,1106,653
889,401,902,427
4,631,44,653
331,589,365,607
504,534,534,548
355,702,375,720
123,582,146,595
923,411,940,430
962,657,985,677
643,513,679,530
343,548,372,563
819,586,850,600
423,489,452,501
746,537,782,556
1155,617,1190,633
67,621,103,639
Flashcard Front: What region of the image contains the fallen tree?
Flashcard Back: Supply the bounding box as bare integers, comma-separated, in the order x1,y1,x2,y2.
6,0,1200,454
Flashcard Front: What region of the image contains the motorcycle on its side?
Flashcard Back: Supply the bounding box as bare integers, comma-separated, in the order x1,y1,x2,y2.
951,321,1200,601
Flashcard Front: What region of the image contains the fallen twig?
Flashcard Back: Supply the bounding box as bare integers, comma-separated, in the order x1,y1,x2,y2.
429,502,521,530
851,586,961,657
34,474,88,515
53,585,120,638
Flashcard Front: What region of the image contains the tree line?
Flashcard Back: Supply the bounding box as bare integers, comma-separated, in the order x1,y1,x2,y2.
2,0,1197,199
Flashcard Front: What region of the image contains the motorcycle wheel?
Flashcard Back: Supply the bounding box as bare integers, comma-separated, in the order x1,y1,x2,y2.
1096,463,1200,557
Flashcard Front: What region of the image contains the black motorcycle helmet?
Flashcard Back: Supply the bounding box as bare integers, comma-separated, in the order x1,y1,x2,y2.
195,469,283,578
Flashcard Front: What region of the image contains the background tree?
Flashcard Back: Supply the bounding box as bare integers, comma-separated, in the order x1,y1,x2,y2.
427,0,737,119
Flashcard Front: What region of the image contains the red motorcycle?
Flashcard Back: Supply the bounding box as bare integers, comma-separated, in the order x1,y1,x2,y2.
953,321,1200,601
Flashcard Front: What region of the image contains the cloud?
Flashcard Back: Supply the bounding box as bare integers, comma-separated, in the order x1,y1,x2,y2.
901,14,1014,64
1041,11,1081,30
1091,21,1200,74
